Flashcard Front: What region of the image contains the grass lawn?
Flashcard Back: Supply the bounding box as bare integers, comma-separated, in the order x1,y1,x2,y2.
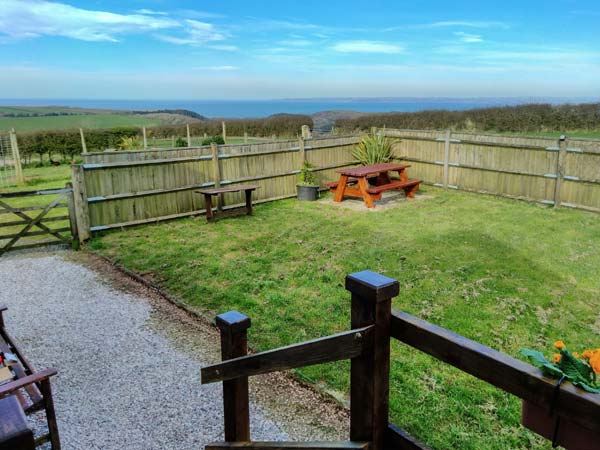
89,187,600,449
0,114,162,133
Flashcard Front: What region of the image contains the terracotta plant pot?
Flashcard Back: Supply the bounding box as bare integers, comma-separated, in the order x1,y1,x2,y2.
521,400,597,450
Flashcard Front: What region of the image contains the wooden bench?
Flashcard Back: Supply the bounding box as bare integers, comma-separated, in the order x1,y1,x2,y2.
326,178,357,191
195,185,258,221
366,179,422,198
0,395,35,450
0,306,60,449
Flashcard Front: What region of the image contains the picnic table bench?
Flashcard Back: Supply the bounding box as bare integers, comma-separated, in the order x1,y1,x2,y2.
326,163,421,208
0,306,60,449
195,184,258,221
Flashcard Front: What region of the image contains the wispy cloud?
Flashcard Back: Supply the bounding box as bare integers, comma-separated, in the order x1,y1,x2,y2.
278,39,312,47
135,9,167,16
332,40,404,54
0,0,231,48
0,0,179,42
454,31,483,43
155,19,225,46
427,20,509,29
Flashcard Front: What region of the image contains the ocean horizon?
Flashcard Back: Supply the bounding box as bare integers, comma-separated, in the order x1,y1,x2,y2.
0,97,595,119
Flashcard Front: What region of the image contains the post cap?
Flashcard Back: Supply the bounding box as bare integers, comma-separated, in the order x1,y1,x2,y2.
345,270,399,302
216,311,251,333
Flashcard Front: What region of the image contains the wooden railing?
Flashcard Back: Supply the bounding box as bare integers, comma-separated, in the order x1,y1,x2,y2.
201,271,600,450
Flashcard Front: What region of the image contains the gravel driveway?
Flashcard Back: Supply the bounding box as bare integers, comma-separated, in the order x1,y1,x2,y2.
0,250,347,449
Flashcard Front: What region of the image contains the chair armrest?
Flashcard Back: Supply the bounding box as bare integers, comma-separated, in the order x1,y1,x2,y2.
0,368,57,398
0,305,7,313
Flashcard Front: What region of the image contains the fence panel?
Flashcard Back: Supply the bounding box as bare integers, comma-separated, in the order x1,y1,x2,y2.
382,128,600,213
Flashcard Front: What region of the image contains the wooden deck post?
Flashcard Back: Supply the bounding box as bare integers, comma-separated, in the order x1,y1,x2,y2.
346,271,399,450
553,135,568,208
215,311,251,442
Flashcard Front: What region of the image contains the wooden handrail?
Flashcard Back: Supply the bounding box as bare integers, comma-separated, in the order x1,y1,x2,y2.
202,325,373,384
206,442,370,450
390,309,600,434
0,368,57,398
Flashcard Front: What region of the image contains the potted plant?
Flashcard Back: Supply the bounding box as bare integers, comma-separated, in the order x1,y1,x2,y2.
296,161,319,201
352,131,394,186
520,342,600,449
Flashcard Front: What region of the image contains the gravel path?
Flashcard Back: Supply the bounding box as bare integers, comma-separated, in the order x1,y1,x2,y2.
0,250,347,449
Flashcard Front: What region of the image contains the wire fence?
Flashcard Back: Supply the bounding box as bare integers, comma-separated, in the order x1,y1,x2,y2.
0,134,16,188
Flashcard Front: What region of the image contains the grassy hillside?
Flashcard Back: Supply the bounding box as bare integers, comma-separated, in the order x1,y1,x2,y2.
0,113,161,132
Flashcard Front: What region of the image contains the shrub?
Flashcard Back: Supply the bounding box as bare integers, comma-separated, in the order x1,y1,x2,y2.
175,137,187,147
352,132,393,166
201,135,225,145
117,136,142,150
297,161,317,186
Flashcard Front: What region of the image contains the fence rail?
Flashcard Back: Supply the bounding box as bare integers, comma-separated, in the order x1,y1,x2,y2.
381,128,600,213
71,135,360,237
200,271,600,450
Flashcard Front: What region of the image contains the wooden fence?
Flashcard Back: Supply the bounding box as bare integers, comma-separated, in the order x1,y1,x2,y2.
201,270,600,450
72,135,360,239
381,128,600,213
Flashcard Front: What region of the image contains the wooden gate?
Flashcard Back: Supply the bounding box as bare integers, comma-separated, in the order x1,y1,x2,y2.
0,185,78,255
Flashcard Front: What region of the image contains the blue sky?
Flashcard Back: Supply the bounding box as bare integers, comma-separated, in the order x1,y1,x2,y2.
0,0,599,99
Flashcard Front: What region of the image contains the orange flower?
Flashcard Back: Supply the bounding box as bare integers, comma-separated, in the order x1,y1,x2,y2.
590,353,600,374
554,341,566,350
582,350,594,359
553,353,562,363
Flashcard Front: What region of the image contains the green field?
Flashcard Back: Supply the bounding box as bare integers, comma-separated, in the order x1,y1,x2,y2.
89,189,600,450
0,113,162,133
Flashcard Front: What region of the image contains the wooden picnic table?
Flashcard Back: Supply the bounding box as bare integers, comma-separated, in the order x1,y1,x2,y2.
326,163,422,208
195,184,258,221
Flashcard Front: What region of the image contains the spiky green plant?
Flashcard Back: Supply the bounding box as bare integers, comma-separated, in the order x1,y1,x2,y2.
117,136,142,150
352,132,393,166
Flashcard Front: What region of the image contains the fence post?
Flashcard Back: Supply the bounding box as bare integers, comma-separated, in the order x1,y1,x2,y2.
171,135,176,147
298,136,306,164
271,134,277,141
142,126,148,149
65,182,80,249
443,130,451,188
553,135,568,208
244,132,248,143
346,270,398,450
215,311,251,442
79,128,87,153
9,128,23,184
301,125,312,139
222,121,227,143
70,165,91,242
187,124,192,148
211,142,223,211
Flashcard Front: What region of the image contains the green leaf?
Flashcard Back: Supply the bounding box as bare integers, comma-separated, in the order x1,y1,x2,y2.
572,380,600,394
520,348,552,368
541,363,565,378
558,350,593,384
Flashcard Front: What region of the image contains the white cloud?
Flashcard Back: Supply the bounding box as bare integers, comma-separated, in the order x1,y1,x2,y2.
0,0,231,48
208,44,239,52
454,32,483,43
135,9,168,16
0,0,179,42
332,40,404,54
427,21,509,29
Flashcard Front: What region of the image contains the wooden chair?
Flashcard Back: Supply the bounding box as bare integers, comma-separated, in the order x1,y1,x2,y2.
0,306,60,449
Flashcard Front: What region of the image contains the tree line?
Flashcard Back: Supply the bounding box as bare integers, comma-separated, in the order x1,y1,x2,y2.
14,114,313,163
334,103,600,133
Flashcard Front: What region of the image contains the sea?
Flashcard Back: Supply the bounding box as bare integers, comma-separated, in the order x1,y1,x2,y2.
0,97,593,118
